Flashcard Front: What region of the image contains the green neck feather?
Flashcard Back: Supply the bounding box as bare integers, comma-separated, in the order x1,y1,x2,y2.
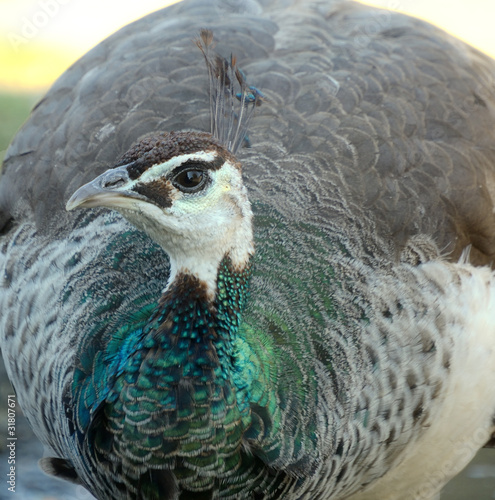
73,254,296,496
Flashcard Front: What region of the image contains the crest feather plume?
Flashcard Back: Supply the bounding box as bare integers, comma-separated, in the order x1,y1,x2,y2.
195,29,264,154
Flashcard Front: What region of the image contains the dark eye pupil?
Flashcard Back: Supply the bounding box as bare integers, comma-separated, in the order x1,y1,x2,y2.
176,170,203,188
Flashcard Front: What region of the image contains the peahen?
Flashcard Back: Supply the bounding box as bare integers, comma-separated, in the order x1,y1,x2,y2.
2,0,495,499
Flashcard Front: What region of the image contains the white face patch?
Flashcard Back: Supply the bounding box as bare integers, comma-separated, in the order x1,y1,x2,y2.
126,150,219,189
118,157,252,296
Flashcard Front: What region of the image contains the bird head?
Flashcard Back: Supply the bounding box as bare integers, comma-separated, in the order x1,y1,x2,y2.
66,130,254,293
67,30,261,293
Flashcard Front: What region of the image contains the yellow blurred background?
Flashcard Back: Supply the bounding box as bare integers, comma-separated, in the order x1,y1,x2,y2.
0,0,179,91
0,0,494,93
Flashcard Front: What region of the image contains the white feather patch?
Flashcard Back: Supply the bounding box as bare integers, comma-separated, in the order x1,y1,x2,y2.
127,150,219,189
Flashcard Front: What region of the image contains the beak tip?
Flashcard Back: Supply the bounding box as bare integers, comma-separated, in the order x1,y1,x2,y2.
66,191,86,212
65,197,77,212
65,187,97,212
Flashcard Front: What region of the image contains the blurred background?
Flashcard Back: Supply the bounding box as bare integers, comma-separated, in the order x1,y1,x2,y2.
0,0,495,498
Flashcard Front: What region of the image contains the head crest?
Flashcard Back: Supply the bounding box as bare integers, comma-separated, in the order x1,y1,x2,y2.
195,29,264,154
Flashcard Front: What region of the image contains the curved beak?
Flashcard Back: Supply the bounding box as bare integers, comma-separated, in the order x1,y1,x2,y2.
66,165,142,211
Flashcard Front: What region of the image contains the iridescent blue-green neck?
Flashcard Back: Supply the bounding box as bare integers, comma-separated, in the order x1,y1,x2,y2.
148,255,254,386
73,254,290,496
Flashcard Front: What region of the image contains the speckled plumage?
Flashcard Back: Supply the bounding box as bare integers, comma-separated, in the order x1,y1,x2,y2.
2,1,495,500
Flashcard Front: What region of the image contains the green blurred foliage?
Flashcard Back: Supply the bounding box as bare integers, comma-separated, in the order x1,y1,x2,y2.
0,92,41,166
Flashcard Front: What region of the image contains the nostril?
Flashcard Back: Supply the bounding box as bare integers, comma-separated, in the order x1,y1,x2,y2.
104,178,125,188
101,169,129,189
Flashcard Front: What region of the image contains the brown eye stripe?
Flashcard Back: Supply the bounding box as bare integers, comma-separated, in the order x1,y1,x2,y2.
133,179,174,208
201,155,225,171
169,157,225,179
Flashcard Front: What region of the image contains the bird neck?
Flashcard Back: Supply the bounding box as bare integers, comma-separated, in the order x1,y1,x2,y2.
164,248,252,303
154,254,253,372
73,242,318,493
74,253,256,412
161,206,255,301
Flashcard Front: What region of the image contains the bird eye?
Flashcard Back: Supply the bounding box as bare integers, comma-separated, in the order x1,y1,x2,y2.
172,169,206,192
